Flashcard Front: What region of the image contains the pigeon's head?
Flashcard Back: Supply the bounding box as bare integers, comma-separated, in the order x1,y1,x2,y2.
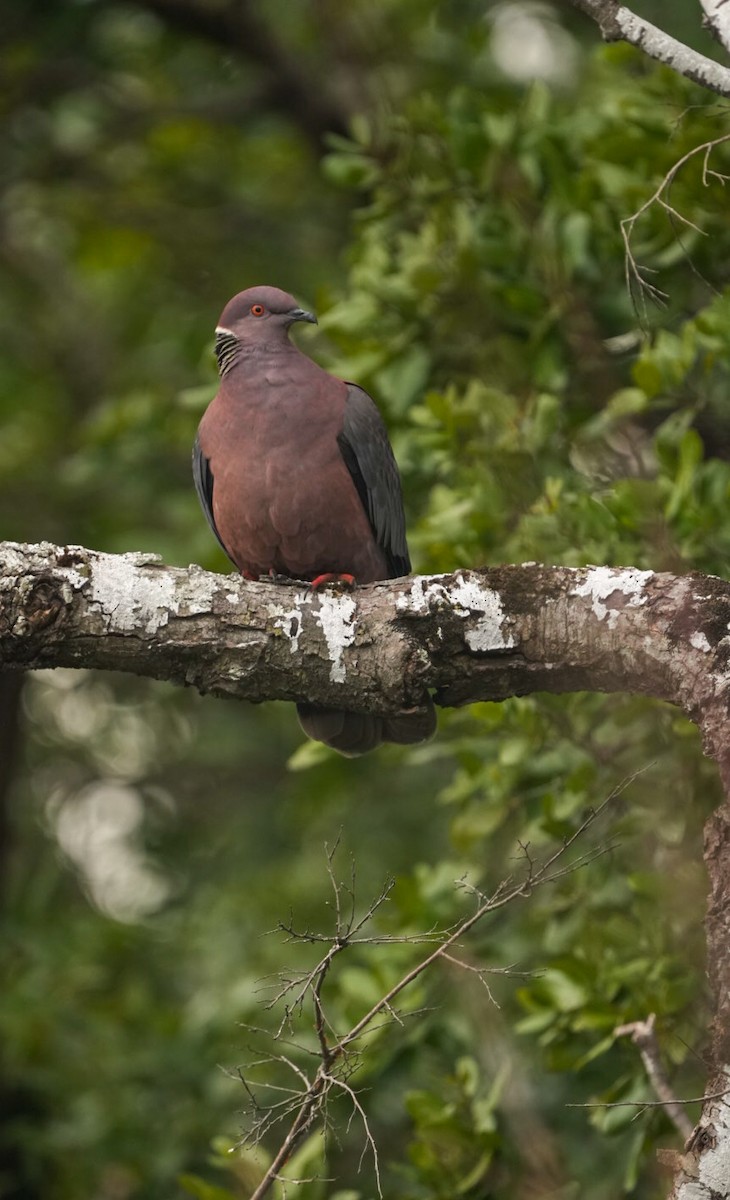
216,285,317,349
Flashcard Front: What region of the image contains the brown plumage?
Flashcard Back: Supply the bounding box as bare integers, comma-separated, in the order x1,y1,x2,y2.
193,285,436,755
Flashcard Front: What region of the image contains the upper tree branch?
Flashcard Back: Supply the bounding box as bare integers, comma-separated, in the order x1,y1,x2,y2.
569,0,730,97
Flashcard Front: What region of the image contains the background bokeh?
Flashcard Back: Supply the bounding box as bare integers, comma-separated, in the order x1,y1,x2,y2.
2,3,729,1197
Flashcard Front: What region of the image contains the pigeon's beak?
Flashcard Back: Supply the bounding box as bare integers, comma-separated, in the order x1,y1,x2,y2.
288,307,318,325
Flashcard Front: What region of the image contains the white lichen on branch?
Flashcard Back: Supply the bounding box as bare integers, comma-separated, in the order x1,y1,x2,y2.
570,566,654,629
397,572,515,651
87,553,180,634
313,592,358,683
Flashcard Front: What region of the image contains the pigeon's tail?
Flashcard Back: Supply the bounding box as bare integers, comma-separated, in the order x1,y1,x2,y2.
296,700,436,758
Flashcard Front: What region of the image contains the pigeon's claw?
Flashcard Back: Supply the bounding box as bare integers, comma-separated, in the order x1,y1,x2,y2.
309,572,356,591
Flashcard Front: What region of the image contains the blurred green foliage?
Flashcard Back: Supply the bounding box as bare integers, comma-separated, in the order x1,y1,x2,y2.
2,3,729,1199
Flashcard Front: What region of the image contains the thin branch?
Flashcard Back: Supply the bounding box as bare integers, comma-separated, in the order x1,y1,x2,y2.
613,1013,694,1138
567,1089,730,1114
569,0,730,97
265,875,397,1032
323,1073,382,1197
620,133,730,312
441,952,501,1007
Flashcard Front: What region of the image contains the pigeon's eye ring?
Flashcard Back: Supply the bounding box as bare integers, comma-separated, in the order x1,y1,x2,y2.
250,304,265,317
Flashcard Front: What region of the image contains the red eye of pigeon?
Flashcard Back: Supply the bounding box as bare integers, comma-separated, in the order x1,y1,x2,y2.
250,304,265,317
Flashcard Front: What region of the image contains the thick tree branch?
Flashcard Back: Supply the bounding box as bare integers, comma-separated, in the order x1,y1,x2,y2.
569,0,730,97
3,540,729,769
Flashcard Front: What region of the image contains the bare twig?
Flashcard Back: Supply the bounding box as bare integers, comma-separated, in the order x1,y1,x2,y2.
323,1073,382,1195
441,952,501,1007
613,1013,694,1138
620,133,730,314
265,876,397,1036
567,1088,730,1115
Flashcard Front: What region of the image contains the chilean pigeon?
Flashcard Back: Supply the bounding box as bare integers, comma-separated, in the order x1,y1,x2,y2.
193,285,436,755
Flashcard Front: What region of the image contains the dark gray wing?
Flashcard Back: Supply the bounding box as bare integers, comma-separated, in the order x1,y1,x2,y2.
337,383,411,578
192,434,229,556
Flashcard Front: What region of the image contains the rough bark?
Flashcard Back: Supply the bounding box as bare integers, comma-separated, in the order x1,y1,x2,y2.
4,541,730,727
3,538,730,1195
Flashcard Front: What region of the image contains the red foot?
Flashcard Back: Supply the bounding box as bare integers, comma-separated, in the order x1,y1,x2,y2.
242,569,256,581
310,572,356,590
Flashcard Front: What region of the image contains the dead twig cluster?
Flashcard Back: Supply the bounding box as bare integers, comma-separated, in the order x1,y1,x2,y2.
621,132,730,317
230,786,629,1199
